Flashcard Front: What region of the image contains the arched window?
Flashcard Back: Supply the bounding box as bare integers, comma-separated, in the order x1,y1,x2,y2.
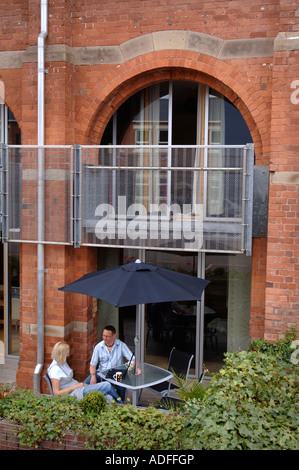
102,82,252,147
87,81,253,252
94,82,253,376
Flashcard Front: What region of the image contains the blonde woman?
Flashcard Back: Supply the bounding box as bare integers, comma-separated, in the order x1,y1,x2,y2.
48,341,122,403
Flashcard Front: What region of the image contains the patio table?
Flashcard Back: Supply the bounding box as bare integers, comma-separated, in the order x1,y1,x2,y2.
99,362,173,406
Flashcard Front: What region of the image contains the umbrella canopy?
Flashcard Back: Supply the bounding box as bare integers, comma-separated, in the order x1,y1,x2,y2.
59,259,210,372
58,259,210,306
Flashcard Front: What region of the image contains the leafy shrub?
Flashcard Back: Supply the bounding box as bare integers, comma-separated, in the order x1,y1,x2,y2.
0,389,185,450
1,328,298,450
172,371,208,402
248,325,298,363
0,382,16,399
80,390,107,415
0,389,84,448
184,351,299,450
82,404,185,450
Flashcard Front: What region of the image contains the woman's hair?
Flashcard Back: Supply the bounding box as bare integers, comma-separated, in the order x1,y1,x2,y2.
51,341,70,365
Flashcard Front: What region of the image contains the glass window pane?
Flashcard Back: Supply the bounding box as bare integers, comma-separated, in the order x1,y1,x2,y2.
207,89,252,218
0,105,21,357
172,81,198,146
204,253,251,375
112,83,169,146
0,246,3,349
144,250,198,373
8,243,20,355
208,88,252,145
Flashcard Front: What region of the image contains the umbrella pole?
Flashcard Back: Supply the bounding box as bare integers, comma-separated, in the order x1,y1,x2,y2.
134,305,140,375
134,304,144,374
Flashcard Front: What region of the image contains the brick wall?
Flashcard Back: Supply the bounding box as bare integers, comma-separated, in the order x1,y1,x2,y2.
17,244,98,391
265,43,299,340
250,238,268,340
0,0,298,389
0,419,85,450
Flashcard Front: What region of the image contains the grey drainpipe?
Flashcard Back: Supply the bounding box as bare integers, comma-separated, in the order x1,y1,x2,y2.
33,0,48,393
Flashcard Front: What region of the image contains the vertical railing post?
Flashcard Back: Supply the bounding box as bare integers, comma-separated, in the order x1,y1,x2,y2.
74,144,81,248
243,143,254,255
1,143,8,243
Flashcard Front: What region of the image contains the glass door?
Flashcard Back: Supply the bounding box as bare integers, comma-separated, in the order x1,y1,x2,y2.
0,105,7,352
145,250,199,373
203,253,251,375
119,248,199,374
7,243,20,355
0,105,21,356
116,249,251,378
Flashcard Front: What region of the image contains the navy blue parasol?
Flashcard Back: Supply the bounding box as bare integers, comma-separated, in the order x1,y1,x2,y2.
59,259,210,371
59,259,209,306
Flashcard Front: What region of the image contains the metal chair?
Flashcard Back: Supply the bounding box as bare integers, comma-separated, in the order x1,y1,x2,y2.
157,367,207,410
158,396,185,410
146,347,194,398
43,373,54,395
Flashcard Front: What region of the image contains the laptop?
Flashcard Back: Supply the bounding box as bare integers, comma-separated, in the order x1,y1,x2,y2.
106,353,134,380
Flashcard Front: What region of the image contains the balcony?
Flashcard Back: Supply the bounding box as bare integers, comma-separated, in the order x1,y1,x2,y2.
0,144,254,255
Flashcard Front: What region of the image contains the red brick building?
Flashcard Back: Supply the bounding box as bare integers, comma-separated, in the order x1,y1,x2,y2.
0,0,298,392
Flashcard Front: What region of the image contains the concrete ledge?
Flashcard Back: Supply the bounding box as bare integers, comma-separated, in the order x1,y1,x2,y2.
121,34,154,61
274,32,299,52
22,319,94,337
0,50,23,69
22,44,73,64
72,45,124,65
152,30,187,50
22,168,69,181
271,171,299,185
187,31,223,57
0,31,276,69
219,37,274,59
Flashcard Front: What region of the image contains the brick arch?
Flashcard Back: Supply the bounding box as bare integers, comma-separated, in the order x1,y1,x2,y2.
2,83,22,130
76,50,269,161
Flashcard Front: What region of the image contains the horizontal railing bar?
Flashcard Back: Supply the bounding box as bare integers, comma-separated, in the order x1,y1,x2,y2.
6,239,73,245
80,242,244,254
5,145,74,149
4,144,247,149
85,165,243,171
82,144,247,149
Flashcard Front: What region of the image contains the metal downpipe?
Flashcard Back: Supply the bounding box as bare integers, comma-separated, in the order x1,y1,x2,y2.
33,0,48,393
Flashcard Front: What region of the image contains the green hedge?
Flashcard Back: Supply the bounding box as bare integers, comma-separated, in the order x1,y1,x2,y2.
1,328,298,450
0,390,185,449
184,351,299,450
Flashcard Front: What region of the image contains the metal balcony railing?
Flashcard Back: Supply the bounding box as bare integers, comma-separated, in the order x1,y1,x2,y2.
0,144,254,254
